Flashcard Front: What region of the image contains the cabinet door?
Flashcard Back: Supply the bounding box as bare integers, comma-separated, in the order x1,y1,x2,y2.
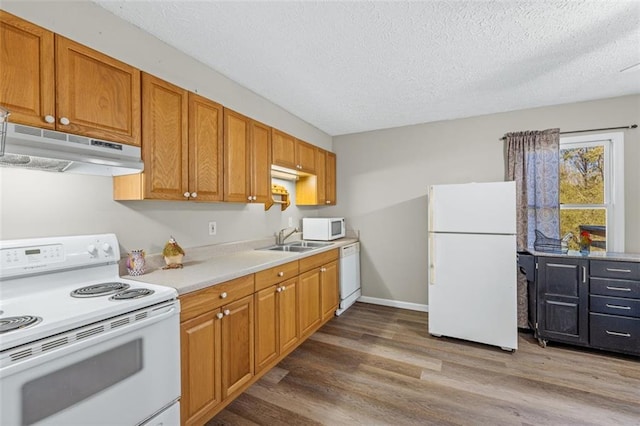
325,152,337,205
271,129,297,170
296,139,316,174
188,93,223,202
254,286,279,373
141,73,189,200
181,311,222,426
537,257,589,345
321,260,339,321
222,294,254,398
315,149,327,205
250,120,272,204
223,109,251,202
55,36,141,145
0,11,55,128
279,278,299,353
298,269,322,337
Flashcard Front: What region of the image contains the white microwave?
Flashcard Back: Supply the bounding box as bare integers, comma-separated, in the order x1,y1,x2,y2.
302,218,346,241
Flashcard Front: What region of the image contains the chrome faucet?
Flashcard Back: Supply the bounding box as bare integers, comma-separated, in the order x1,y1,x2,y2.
276,227,299,245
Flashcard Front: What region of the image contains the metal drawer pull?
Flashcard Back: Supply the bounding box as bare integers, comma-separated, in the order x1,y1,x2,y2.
606,286,631,292
548,263,576,269
605,304,631,310
606,268,632,273
605,330,631,338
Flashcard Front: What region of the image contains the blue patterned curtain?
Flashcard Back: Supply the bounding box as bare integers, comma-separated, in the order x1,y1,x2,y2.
506,129,560,249
506,128,559,327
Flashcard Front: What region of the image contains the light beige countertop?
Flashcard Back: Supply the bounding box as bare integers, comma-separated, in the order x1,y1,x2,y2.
122,237,358,295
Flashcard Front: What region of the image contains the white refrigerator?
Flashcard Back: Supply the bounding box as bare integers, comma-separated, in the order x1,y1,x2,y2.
428,181,518,351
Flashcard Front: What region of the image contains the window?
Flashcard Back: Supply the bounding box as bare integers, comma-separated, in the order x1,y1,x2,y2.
559,132,624,252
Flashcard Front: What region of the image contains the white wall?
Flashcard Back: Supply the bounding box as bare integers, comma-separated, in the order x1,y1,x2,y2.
0,1,328,252
330,95,640,306
0,168,314,254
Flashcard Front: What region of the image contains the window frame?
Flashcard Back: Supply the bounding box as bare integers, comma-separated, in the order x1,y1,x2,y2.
559,132,625,252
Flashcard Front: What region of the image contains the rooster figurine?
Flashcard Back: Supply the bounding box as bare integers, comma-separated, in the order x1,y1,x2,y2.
162,236,185,269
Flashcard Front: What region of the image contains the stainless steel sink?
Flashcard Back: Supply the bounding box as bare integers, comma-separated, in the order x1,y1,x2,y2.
260,245,315,252
287,241,334,248
258,241,333,253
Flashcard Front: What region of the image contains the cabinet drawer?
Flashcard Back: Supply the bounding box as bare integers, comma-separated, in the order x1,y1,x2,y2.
590,260,640,280
180,275,255,322
590,313,640,355
590,295,640,319
590,277,640,298
299,249,339,273
255,260,299,291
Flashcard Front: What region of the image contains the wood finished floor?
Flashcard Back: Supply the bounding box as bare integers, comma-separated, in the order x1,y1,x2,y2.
208,302,640,425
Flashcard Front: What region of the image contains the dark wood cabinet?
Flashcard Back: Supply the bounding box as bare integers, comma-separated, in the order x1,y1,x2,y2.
588,260,640,355
531,255,639,356
536,257,589,346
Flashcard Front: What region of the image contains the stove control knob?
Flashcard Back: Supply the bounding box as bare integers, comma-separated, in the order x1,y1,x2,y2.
87,244,97,256
101,243,112,253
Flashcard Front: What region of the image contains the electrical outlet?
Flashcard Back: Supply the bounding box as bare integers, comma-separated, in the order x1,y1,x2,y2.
288,217,293,227
208,221,217,236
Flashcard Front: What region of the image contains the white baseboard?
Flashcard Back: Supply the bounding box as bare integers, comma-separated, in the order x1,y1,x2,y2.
357,296,429,312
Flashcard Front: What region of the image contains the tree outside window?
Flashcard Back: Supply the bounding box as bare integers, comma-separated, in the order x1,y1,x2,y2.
559,133,624,252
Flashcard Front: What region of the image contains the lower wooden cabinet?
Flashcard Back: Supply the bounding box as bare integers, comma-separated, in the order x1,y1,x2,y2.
299,250,340,336
254,278,299,373
179,249,340,425
298,268,322,337
320,260,339,321
179,276,254,426
180,311,222,426
221,295,255,398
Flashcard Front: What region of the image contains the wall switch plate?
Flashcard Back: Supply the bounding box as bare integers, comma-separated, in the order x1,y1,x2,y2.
208,221,217,236
288,217,293,227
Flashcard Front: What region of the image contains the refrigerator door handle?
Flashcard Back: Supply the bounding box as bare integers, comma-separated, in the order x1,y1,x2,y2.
428,186,434,232
429,235,436,285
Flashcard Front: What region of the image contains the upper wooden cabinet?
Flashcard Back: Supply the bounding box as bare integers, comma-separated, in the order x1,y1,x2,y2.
296,148,337,206
114,75,223,202
271,129,297,170
223,108,271,204
271,129,316,174
0,11,55,129
325,151,337,205
56,36,141,145
188,93,224,202
140,74,188,200
0,12,141,145
295,139,316,174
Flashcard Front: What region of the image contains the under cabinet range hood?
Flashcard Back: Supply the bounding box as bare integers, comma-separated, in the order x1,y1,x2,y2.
0,122,144,176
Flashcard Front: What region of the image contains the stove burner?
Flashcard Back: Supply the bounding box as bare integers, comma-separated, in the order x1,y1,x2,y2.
71,282,131,298
0,315,42,333
110,288,155,300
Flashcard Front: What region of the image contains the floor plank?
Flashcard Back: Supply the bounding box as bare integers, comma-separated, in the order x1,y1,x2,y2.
209,302,640,425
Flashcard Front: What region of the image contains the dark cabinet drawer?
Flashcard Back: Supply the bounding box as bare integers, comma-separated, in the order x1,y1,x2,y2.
590,277,640,298
590,260,640,280
590,313,640,355
590,295,640,318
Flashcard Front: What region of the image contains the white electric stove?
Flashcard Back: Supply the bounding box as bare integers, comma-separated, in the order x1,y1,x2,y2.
0,234,180,426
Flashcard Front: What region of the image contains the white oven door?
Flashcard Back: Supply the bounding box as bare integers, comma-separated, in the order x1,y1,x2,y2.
0,301,180,426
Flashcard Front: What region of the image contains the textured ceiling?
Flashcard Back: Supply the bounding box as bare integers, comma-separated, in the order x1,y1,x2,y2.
93,1,640,136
